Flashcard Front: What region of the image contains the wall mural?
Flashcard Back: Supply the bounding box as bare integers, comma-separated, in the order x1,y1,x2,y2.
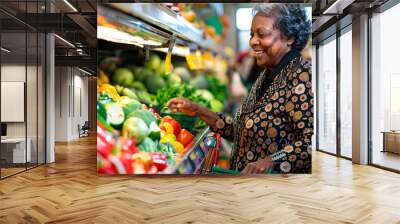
97,3,313,175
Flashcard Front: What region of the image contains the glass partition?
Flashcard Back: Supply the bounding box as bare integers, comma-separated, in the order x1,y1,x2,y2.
371,3,400,171
0,0,46,179
317,35,337,155
0,22,28,178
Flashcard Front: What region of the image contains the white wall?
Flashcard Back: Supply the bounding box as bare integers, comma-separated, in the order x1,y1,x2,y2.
54,66,89,141
55,66,69,141
1,64,45,163
1,65,30,138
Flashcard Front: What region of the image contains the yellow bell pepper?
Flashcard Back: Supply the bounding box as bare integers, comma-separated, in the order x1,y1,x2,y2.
160,133,176,143
97,70,110,86
97,84,120,101
171,141,185,154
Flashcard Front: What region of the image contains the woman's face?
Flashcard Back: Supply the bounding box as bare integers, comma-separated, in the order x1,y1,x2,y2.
250,13,292,68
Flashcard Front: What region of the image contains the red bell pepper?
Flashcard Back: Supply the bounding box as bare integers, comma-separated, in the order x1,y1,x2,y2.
117,137,138,155
97,155,118,174
111,138,139,174
119,152,134,174
97,124,115,159
160,116,181,136
177,129,194,147
109,155,127,174
150,152,168,171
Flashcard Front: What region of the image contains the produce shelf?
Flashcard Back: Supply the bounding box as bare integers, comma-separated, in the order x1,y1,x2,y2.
100,3,227,57
98,5,170,47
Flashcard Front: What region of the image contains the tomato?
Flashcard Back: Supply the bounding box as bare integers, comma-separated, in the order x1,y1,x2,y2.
177,129,194,147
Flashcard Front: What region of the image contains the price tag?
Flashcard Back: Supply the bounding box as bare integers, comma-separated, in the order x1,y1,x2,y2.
186,50,204,70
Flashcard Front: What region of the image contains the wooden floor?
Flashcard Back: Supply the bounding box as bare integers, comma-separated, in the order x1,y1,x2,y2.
1,164,44,178
0,136,400,224
1,167,25,178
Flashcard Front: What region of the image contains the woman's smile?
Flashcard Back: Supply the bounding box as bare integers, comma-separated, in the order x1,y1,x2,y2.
254,49,266,57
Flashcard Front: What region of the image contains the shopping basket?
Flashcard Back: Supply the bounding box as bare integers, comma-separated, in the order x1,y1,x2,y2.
200,133,278,175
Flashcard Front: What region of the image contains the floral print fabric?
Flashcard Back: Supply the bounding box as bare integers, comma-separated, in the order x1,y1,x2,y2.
212,55,313,173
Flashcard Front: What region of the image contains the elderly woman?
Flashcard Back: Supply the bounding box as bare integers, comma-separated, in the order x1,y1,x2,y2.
167,4,313,174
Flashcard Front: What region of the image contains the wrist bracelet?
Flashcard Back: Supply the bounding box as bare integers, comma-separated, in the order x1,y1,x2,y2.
271,151,286,162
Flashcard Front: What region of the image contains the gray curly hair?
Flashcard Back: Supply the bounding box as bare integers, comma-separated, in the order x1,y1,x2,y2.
253,3,311,52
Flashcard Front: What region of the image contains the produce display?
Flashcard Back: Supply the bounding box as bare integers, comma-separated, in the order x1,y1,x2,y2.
97,53,228,174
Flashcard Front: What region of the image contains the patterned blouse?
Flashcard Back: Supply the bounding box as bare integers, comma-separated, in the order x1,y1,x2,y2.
212,50,314,173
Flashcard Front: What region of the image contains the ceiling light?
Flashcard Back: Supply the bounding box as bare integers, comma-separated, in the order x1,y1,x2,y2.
323,0,355,15
63,0,78,12
323,0,341,14
54,34,75,48
1,47,11,53
98,26,161,48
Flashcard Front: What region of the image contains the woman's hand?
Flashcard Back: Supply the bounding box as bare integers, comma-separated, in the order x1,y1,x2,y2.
166,97,199,116
240,156,274,174
166,98,227,138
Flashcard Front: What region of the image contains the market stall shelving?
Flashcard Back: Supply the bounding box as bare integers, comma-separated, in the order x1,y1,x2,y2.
99,3,227,57
98,5,170,47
